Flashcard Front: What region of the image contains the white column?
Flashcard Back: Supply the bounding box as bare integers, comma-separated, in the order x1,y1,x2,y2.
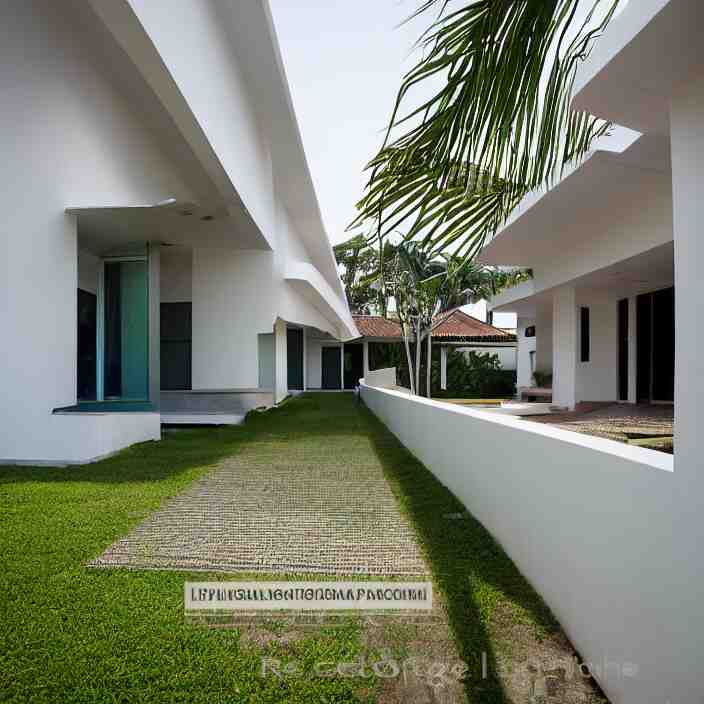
274,318,288,404
440,346,448,390
627,296,638,403
671,75,704,480
552,286,577,410
362,340,370,380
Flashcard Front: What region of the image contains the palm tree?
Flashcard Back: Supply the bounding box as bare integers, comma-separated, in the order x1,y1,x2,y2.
352,1,620,260
387,243,504,396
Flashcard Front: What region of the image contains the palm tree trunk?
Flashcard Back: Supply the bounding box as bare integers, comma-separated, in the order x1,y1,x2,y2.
426,331,432,398
414,325,422,397
402,323,415,395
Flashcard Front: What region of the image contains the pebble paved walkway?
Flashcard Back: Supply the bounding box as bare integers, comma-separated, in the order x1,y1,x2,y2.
90,396,428,576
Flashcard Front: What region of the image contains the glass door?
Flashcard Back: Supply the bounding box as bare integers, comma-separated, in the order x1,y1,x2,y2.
100,258,149,401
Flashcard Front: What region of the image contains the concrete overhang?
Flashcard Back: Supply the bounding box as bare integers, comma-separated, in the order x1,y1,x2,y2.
285,261,359,340
573,0,704,133
477,132,670,268
66,199,267,255
489,242,674,317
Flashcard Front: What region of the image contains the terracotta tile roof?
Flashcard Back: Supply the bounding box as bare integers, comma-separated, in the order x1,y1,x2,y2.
352,315,403,338
431,309,515,340
352,310,515,342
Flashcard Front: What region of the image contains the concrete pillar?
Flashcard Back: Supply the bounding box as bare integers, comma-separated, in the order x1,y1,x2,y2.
671,74,704,481
362,340,370,380
274,318,288,404
148,242,161,408
440,346,448,390
552,286,577,410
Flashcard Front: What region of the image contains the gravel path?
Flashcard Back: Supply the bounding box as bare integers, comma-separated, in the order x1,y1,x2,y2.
90,406,428,576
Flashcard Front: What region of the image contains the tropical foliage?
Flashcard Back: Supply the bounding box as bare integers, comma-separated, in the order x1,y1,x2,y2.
385,241,501,396
352,0,620,260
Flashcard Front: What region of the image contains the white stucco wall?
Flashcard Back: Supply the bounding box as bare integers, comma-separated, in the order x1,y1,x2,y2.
160,248,193,303
0,0,194,463
124,0,275,242
360,383,698,704
575,299,618,403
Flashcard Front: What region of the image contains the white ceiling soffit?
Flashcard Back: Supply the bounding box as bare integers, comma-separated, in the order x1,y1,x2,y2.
66,199,267,255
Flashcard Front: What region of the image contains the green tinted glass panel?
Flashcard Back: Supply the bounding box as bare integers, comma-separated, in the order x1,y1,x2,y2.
104,260,149,400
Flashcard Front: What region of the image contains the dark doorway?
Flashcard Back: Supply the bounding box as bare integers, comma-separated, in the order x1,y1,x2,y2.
77,289,97,400
343,344,364,390
652,287,675,402
637,287,675,402
321,347,342,390
287,328,304,390
617,298,629,401
160,303,192,391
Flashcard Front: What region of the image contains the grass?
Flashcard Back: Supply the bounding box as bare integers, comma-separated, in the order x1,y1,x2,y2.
1,394,600,703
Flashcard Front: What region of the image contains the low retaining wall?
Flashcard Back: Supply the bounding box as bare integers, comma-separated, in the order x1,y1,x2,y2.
360,382,701,704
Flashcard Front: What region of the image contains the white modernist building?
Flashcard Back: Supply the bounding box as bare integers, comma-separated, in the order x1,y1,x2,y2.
470,0,702,700
1,0,357,465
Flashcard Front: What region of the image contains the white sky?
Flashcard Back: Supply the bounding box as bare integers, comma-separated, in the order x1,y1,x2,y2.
270,0,627,248
270,0,424,245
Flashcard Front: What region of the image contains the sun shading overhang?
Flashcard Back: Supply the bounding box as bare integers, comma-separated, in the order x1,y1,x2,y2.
478,133,669,269
66,198,269,255
573,0,704,134
285,262,359,340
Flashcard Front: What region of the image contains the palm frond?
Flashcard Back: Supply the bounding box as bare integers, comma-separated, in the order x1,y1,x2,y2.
352,0,619,256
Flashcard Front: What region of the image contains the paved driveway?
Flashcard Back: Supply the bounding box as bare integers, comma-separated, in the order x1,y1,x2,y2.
90,395,428,576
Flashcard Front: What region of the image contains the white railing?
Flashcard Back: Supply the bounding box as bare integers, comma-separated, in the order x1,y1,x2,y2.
360,382,687,704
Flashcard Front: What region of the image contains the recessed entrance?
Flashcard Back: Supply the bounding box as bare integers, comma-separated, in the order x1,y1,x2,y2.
321,347,342,390
637,287,674,403
343,343,363,390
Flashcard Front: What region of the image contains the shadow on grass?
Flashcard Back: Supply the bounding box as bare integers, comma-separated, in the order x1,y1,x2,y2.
2,392,562,703
360,400,560,703
0,394,365,486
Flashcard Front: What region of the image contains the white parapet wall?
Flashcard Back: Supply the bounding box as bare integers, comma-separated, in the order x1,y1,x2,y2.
359,383,701,704
7,412,162,466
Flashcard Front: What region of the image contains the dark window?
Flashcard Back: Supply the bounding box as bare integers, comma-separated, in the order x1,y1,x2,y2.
287,328,304,390
321,347,342,390
77,289,97,400
160,303,192,391
580,307,590,363
525,326,536,338
617,299,629,401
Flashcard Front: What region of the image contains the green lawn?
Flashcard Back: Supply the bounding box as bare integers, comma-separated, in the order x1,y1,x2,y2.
0,394,597,703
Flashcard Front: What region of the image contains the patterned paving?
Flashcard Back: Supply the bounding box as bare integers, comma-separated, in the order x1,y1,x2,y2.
526,403,674,443
90,406,428,576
